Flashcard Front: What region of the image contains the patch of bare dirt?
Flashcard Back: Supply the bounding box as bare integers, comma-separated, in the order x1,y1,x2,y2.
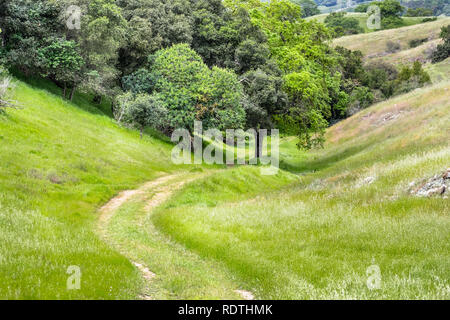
98,175,176,237
235,290,255,300
97,174,179,300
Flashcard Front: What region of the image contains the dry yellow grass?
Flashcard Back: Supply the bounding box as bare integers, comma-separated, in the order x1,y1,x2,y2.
327,80,450,145
370,39,442,65
333,18,450,60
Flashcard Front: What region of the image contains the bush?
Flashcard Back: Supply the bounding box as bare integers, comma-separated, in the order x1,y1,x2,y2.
382,16,404,29
431,25,450,63
116,93,169,138
117,44,246,136
386,41,401,53
422,17,437,23
405,8,433,17
395,61,431,95
409,38,428,48
362,62,398,90
354,3,370,13
348,86,374,115
324,12,364,38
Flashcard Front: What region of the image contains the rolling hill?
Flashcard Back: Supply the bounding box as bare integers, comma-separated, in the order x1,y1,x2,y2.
333,17,450,65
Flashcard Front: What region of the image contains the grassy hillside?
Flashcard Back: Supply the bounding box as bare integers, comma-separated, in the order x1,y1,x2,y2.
0,77,297,299
153,80,450,299
333,17,450,62
425,57,450,82
308,12,436,33
0,78,189,299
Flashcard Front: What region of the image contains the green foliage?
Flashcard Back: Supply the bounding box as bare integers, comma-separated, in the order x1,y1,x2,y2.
405,7,433,17
117,93,169,136
120,44,246,134
241,64,288,128
324,12,364,38
355,3,371,12
394,61,431,94
349,86,374,112
400,0,449,17
361,60,431,99
362,61,398,92
121,68,157,94
376,1,406,29
422,17,438,23
1,0,62,73
38,39,84,90
409,38,428,48
431,25,450,63
117,0,194,74
290,0,320,18
229,0,347,149
75,0,127,97
355,0,405,29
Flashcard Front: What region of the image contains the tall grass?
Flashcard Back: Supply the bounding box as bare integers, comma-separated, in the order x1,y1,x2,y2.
0,78,189,299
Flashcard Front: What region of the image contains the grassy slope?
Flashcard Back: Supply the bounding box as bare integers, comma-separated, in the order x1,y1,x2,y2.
0,78,190,299
425,57,450,82
0,77,298,299
307,12,436,33
333,17,450,61
153,80,450,299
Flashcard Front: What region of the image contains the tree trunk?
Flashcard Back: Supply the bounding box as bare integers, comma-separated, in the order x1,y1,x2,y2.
254,130,260,160
140,127,143,139
69,85,76,101
93,94,102,104
63,83,67,98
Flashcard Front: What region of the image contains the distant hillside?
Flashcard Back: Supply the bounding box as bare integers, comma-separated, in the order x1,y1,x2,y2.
313,0,449,16
307,12,429,33
333,17,450,66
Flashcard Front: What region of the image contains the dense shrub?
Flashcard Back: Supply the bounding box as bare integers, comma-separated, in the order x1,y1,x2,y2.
409,38,428,48
405,8,433,17
431,25,450,63
394,61,431,94
324,12,364,38
386,41,401,53
422,17,438,23
118,44,246,134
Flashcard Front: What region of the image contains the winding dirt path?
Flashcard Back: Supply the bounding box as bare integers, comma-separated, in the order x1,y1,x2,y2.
97,173,255,300
98,174,177,239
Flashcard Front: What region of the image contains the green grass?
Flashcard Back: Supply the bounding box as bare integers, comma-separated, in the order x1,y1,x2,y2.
425,57,450,83
106,170,297,299
0,78,193,299
152,80,450,299
1,50,449,299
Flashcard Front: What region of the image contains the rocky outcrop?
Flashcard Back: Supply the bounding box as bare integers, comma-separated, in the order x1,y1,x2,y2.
410,168,450,198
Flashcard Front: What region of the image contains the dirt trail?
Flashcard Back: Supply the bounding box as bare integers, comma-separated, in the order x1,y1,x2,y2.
97,173,255,301
98,175,177,239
